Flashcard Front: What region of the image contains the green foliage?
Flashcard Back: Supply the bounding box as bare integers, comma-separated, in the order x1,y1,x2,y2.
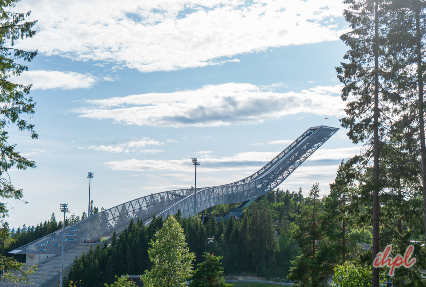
277,230,299,278
104,275,136,287
189,252,231,287
142,216,195,287
336,0,426,286
385,236,426,285
289,184,330,286
0,221,37,283
230,284,277,287
66,218,151,287
65,189,304,286
0,250,37,283
331,262,385,287
212,204,237,215
248,202,276,275
0,1,40,281
287,181,360,287
348,228,372,244
0,0,38,218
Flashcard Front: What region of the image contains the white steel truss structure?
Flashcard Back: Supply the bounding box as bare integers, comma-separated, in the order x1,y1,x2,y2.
11,125,338,257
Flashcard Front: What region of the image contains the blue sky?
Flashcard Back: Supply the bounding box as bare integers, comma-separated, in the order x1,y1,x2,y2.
6,0,360,228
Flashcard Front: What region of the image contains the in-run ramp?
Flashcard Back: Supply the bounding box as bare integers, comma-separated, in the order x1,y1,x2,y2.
9,125,338,286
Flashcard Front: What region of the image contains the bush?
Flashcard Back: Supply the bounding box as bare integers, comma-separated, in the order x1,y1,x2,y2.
331,262,385,287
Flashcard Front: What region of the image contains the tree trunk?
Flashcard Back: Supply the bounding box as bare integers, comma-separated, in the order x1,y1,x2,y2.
414,2,426,240
398,189,402,234
372,0,380,286
312,201,315,258
342,218,346,263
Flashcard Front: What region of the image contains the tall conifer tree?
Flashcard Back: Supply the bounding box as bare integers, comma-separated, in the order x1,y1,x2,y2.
337,0,391,285
388,0,426,238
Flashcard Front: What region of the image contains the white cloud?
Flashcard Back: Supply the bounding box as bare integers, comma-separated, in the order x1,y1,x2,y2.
10,70,96,90
87,137,164,153
252,139,292,146
196,150,213,155
75,83,345,127
127,138,164,148
21,149,46,157
302,85,342,95
209,58,241,66
103,75,115,82
307,147,361,161
261,83,286,91
104,151,278,172
227,59,240,63
137,149,165,154
89,145,124,153
104,147,357,172
268,140,293,145
282,164,340,194
105,158,188,172
15,0,347,72
291,164,340,178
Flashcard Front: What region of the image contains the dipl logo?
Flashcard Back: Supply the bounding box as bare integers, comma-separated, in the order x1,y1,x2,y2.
373,245,416,276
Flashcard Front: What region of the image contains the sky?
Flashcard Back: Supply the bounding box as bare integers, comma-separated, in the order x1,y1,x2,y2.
4,0,361,229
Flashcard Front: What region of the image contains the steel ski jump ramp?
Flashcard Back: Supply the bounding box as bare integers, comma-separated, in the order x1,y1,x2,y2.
8,125,338,286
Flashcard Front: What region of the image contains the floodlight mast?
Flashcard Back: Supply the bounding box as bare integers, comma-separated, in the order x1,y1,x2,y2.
191,158,200,218
59,203,69,287
87,172,94,217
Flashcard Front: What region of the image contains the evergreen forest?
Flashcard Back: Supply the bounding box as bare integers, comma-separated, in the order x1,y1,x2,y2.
60,187,378,287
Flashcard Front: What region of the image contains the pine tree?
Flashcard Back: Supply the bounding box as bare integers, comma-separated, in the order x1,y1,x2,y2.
206,217,216,238
297,188,303,203
288,184,326,286
248,206,261,274
104,256,116,285
277,231,298,278
224,216,234,243
216,219,225,244
189,253,231,287
384,0,426,240
238,215,250,272
125,244,133,275
337,0,392,285
196,219,207,261
247,202,276,275
327,161,357,264
412,0,426,241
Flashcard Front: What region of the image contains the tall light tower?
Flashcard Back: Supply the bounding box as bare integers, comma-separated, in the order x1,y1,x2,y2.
59,203,69,287
87,172,94,217
191,158,200,218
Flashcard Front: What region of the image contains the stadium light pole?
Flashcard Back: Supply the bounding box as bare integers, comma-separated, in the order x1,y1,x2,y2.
59,203,69,287
87,172,94,217
205,237,214,287
191,158,200,218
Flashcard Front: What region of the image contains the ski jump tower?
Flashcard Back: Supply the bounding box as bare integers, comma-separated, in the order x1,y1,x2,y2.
8,125,338,286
